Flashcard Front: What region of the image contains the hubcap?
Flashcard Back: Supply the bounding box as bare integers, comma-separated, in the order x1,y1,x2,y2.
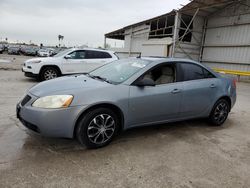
214,102,229,124
87,114,115,145
44,69,57,80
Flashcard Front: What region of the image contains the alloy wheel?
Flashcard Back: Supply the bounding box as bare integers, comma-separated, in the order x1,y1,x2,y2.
87,114,116,145
44,69,58,80
213,101,229,125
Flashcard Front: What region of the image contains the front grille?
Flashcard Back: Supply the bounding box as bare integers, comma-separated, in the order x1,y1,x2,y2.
21,95,31,106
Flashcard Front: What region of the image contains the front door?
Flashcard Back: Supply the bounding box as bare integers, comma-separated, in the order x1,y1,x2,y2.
128,63,183,127
62,50,87,74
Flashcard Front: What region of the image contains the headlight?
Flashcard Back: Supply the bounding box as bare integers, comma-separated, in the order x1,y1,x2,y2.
32,95,73,109
30,60,42,64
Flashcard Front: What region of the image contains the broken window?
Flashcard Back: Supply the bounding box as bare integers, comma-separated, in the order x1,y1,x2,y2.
149,15,174,39
165,15,174,36
179,14,193,42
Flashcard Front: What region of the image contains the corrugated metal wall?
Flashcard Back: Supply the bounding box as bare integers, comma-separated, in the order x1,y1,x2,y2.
202,0,250,71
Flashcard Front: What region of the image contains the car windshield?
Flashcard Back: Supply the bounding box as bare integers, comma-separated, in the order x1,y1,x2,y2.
53,48,72,57
89,59,150,84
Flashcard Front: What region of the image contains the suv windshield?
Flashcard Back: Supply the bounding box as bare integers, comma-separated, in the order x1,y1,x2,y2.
89,59,150,84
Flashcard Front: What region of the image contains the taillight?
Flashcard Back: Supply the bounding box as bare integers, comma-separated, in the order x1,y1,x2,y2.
232,78,237,89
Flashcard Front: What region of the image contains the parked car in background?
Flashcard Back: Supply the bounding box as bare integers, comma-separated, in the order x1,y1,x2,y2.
37,49,50,57
17,58,237,149
0,45,4,54
46,48,57,56
24,47,39,56
50,48,60,56
8,46,20,55
20,46,27,54
22,48,119,81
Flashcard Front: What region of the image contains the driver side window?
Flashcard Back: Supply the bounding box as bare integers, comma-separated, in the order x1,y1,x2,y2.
68,50,86,59
143,64,176,85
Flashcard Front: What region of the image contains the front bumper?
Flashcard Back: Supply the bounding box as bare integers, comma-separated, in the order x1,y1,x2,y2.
16,94,87,138
22,67,38,78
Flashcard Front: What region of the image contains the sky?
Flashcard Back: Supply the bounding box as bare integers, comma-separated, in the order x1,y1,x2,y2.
0,0,189,47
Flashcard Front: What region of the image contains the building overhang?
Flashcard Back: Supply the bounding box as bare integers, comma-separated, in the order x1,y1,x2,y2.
105,0,242,40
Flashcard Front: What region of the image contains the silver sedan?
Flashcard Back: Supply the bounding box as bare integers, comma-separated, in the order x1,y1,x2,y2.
17,58,237,149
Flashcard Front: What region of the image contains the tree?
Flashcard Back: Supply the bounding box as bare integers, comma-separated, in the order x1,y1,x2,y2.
58,35,64,47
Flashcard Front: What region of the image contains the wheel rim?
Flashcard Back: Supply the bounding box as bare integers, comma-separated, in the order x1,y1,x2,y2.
87,114,115,145
213,101,229,124
44,69,57,80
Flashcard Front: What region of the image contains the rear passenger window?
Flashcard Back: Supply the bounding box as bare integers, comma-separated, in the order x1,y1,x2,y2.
180,63,204,81
180,63,215,81
203,68,215,79
86,51,112,59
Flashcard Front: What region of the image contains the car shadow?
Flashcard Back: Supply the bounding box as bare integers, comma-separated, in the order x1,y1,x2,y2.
21,77,38,83
20,118,232,153
112,119,226,145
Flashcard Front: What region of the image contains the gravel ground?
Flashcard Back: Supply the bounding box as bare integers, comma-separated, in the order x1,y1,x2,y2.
0,53,34,70
0,55,250,188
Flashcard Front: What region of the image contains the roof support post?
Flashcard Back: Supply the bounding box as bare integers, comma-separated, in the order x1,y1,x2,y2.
129,27,133,56
104,36,107,49
199,18,208,62
172,11,179,57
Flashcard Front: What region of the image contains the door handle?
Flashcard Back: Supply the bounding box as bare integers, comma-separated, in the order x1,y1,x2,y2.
172,89,181,94
210,84,216,88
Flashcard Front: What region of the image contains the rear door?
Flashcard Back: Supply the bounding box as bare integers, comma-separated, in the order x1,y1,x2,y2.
178,62,219,118
84,50,114,72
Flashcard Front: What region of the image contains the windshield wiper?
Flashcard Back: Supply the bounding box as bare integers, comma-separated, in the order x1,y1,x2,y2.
83,73,90,76
88,74,112,84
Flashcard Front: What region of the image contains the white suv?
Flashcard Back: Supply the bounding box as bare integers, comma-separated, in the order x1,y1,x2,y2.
22,48,118,81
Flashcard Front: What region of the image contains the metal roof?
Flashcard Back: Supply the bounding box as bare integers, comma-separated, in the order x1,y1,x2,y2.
180,0,238,17
105,11,175,40
105,0,240,40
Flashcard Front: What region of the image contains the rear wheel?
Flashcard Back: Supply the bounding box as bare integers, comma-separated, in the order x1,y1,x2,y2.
76,108,119,149
209,99,230,126
40,67,60,81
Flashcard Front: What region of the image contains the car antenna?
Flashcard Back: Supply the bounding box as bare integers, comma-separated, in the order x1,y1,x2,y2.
136,52,142,59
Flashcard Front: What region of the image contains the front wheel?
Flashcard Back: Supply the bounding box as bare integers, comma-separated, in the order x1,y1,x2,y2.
209,99,230,126
40,67,59,81
76,108,119,149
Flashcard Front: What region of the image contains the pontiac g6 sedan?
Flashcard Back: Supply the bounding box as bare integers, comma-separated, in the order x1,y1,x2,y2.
17,58,237,149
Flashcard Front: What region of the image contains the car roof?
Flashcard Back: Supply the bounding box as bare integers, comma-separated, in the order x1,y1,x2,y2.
137,57,219,75
71,47,115,54
135,57,200,65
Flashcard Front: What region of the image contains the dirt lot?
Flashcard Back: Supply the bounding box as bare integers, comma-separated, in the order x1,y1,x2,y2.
0,55,250,188
0,54,31,70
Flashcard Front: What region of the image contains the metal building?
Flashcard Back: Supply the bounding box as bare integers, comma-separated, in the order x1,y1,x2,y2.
105,0,250,74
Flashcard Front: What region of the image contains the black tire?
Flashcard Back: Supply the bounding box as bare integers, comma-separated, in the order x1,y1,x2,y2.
209,99,230,126
76,108,119,149
40,67,60,81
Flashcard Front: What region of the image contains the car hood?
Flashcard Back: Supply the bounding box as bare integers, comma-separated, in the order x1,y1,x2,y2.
29,75,109,97
25,57,55,63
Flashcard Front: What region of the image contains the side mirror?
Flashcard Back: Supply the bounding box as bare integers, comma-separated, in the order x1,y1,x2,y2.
64,55,71,59
136,78,155,87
